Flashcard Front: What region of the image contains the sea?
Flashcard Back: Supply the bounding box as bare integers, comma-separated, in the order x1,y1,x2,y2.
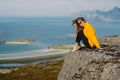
0,17,120,67
0,17,120,54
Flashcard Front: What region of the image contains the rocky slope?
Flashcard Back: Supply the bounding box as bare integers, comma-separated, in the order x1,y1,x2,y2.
58,36,120,80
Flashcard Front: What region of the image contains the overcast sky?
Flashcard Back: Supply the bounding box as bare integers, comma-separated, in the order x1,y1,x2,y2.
0,0,120,17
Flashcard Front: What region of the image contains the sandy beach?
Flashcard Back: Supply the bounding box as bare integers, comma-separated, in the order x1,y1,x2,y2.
5,41,31,44
0,49,71,63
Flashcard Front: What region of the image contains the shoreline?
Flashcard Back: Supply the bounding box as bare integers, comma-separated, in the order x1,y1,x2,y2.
0,46,71,65
0,49,70,60
0,44,72,68
0,44,73,60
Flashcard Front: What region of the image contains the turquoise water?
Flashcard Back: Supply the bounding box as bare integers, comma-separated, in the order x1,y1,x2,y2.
0,17,120,54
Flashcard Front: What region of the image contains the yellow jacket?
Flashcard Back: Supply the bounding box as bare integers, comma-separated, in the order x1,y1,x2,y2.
83,22,100,48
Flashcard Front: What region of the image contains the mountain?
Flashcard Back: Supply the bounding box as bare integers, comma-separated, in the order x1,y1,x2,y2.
72,7,120,22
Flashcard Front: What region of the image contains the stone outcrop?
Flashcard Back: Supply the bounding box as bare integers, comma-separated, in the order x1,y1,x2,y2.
58,36,120,80
101,36,120,46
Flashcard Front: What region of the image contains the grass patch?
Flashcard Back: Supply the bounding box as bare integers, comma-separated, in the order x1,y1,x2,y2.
49,45,73,49
8,39,34,42
0,60,63,80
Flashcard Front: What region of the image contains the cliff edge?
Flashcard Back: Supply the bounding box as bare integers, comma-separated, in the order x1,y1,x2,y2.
58,36,120,80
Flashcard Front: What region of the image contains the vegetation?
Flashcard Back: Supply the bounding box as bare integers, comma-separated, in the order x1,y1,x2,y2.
8,39,35,42
0,39,35,45
0,60,63,80
0,41,5,44
49,45,73,49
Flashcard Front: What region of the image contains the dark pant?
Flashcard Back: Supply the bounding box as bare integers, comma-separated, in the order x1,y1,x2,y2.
76,31,91,48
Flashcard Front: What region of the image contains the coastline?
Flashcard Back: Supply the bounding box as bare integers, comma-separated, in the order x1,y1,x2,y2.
0,45,69,79
0,44,72,76
0,36,120,80
0,49,70,63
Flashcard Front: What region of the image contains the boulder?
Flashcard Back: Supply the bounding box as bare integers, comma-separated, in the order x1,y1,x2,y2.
58,36,120,80
101,36,120,46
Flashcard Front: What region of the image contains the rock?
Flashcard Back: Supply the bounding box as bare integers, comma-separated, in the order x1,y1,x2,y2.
58,36,120,80
101,36,120,46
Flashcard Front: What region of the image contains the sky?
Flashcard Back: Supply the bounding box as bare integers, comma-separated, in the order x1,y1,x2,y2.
0,0,120,17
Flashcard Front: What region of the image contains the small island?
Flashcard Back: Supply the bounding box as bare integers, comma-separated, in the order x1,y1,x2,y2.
4,39,35,44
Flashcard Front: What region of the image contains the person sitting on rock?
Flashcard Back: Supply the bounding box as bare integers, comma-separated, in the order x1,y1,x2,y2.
72,17,102,52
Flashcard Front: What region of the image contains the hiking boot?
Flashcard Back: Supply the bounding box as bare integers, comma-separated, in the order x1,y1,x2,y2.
72,44,81,52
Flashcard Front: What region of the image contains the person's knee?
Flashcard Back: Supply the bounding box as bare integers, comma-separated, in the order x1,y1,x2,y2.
77,31,82,35
76,39,79,43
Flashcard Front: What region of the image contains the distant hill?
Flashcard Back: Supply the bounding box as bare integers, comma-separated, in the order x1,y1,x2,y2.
71,7,120,22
